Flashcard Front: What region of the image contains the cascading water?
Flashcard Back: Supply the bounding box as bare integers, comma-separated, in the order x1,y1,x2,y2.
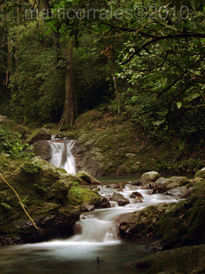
49,139,76,175
0,144,179,273
0,181,178,274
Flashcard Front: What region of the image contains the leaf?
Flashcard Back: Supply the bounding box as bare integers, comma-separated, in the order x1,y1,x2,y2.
176,102,182,109
1,202,12,210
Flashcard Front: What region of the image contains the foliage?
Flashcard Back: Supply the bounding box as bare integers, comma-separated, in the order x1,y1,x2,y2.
0,124,32,159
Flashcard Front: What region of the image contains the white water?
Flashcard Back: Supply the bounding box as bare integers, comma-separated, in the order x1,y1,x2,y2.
19,184,177,259
48,139,76,175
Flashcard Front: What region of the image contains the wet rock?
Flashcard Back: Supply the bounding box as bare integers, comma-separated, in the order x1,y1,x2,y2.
109,183,124,191
195,167,205,179
33,140,51,161
96,197,111,208
130,191,144,202
139,171,160,185
166,186,191,199
117,203,172,240
73,222,82,234
82,204,95,212
110,193,129,206
153,176,189,194
141,183,155,190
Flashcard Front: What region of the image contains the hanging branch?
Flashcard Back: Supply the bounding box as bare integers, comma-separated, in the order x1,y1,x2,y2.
0,170,40,231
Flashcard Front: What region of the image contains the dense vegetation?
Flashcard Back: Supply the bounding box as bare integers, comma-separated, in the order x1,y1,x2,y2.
0,0,204,167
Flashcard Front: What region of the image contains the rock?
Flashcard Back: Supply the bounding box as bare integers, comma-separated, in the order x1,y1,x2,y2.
82,204,95,212
195,167,205,179
166,186,191,198
0,157,104,246
33,140,51,161
155,181,205,249
27,128,51,144
117,203,173,240
110,193,129,206
154,176,189,194
133,245,205,274
78,171,101,185
139,171,160,185
130,191,144,202
96,197,111,208
109,183,124,191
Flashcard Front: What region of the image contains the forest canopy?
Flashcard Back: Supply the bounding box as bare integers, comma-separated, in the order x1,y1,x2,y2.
0,0,204,141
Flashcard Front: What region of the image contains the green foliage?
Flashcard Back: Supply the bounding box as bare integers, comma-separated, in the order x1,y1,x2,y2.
0,202,12,210
0,127,31,159
155,158,203,174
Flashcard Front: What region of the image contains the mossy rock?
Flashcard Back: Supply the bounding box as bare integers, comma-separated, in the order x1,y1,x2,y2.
67,185,101,207
133,245,205,274
155,181,205,248
117,203,174,241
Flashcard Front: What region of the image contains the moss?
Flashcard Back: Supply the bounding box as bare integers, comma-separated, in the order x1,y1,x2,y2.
67,185,100,207
134,245,205,274
155,182,205,248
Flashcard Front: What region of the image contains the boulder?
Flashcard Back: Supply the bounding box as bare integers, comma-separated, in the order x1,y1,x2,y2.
153,176,189,194
117,203,173,240
0,157,104,246
195,167,205,179
166,186,191,199
110,193,129,206
78,171,101,185
33,140,51,161
139,171,160,185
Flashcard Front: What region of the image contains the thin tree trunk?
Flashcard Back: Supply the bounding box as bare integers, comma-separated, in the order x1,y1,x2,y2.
111,63,120,115
58,37,74,130
15,0,21,93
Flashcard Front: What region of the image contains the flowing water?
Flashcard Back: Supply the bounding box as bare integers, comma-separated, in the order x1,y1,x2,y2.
0,184,177,274
49,138,76,175
0,140,178,273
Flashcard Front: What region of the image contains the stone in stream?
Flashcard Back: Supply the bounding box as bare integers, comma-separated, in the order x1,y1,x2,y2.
139,171,160,185
151,176,189,194
130,191,144,202
110,193,129,206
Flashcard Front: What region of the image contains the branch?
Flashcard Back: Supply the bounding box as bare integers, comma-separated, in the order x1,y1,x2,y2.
122,32,205,65
157,71,187,98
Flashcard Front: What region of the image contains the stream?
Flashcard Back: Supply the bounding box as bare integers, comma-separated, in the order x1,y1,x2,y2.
0,182,177,274
0,140,177,273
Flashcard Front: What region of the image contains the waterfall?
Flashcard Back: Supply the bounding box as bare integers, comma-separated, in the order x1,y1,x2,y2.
49,139,76,175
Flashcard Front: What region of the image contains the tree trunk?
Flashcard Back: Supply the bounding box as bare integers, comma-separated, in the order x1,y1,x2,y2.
58,37,75,130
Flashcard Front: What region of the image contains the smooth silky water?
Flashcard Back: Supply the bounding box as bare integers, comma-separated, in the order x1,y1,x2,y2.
0,184,177,274
0,140,178,274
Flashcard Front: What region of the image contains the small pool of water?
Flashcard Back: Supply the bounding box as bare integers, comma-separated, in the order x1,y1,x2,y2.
0,241,151,274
